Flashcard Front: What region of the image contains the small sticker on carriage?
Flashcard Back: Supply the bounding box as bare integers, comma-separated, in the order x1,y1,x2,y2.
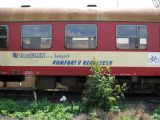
12,52,46,58
148,53,160,65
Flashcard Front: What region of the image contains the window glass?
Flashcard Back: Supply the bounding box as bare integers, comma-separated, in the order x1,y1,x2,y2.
138,26,147,37
22,25,52,49
0,25,8,48
117,26,137,37
116,25,147,49
65,24,97,49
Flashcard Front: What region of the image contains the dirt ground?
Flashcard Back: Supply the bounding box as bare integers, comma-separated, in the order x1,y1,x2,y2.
72,99,160,120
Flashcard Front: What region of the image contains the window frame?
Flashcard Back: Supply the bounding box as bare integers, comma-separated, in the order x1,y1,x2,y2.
21,24,52,50
65,24,98,50
116,25,148,50
0,25,9,48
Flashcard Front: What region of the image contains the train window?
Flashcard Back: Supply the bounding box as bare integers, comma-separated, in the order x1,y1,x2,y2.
65,24,97,49
21,25,52,49
0,25,8,48
116,25,147,49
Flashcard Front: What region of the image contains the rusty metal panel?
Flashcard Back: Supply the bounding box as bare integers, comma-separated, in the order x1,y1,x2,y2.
0,7,160,22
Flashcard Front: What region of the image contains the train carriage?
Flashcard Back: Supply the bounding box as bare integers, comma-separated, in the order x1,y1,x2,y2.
0,0,160,92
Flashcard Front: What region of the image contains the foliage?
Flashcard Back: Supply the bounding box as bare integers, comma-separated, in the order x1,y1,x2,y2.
89,109,99,120
110,105,121,113
121,115,138,120
109,103,152,120
82,59,126,112
0,98,80,120
0,98,155,120
152,106,160,120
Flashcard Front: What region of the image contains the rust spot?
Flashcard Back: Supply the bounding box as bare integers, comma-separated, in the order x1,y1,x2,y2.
0,8,160,22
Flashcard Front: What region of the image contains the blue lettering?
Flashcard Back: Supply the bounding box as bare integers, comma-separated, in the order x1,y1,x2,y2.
83,60,92,65
78,60,81,65
53,60,113,66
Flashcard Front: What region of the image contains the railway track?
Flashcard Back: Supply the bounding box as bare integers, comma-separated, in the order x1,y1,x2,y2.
0,89,160,103
0,89,82,102
122,93,160,109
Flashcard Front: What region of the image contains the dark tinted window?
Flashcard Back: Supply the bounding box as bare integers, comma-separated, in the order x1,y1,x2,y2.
65,24,97,49
0,25,8,48
22,25,52,49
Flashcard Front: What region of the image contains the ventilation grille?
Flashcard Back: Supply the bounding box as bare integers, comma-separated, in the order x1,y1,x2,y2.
21,5,31,7
87,4,97,7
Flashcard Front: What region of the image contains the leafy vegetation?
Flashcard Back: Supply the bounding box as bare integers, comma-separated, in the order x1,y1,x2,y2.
0,98,155,120
0,98,80,120
152,105,160,120
82,59,126,112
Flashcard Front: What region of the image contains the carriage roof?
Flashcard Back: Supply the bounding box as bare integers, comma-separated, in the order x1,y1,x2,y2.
0,0,160,22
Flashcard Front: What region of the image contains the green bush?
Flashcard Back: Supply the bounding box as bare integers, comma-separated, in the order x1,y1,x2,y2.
0,98,80,119
121,115,138,120
82,59,126,112
152,106,160,120
89,109,99,120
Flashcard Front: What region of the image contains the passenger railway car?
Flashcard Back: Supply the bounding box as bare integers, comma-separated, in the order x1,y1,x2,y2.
0,0,160,91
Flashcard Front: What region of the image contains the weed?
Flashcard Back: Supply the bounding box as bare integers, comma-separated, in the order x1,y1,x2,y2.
82,59,126,112
0,98,80,119
152,105,160,120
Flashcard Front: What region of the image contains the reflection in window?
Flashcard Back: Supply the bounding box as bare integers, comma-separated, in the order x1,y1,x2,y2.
0,25,8,48
65,24,97,49
22,25,52,49
116,25,147,49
